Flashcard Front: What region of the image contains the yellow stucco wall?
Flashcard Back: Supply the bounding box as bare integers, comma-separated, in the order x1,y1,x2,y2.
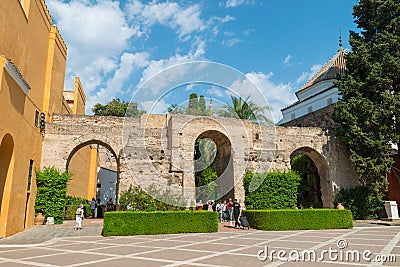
67,145,98,200
0,0,87,237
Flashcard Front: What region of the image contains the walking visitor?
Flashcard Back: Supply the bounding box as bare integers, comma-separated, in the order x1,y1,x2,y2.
75,204,84,230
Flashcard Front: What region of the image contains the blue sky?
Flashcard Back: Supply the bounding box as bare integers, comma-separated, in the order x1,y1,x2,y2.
47,0,358,122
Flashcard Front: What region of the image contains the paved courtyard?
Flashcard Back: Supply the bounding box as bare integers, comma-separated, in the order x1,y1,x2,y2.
0,221,399,266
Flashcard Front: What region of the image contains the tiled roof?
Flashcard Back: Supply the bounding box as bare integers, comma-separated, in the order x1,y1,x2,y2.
297,47,347,93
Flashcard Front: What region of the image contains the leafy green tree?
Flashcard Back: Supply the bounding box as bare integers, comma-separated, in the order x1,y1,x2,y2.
35,167,71,224
195,166,218,200
220,96,272,125
333,0,400,200
93,98,146,117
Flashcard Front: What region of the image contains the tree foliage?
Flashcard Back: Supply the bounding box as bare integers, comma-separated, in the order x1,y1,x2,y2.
119,185,186,211
35,167,71,224
93,98,146,117
220,96,272,125
333,0,400,199
334,186,384,219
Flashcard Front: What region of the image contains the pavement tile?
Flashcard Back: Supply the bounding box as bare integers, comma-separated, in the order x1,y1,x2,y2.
281,236,332,243
27,252,109,266
88,245,157,255
88,237,152,245
45,242,117,251
181,242,239,252
0,247,58,260
267,240,321,249
0,262,34,266
136,248,209,261
218,237,267,246
138,239,193,248
80,257,168,267
169,235,219,243
195,253,264,266
344,237,391,245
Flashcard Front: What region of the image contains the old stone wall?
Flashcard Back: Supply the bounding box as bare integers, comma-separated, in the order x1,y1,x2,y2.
41,114,359,208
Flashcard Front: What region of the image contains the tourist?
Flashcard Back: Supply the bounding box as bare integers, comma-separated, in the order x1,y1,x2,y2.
106,198,114,212
222,200,227,222
196,199,203,210
126,202,133,211
216,200,224,223
227,198,233,221
90,198,96,218
233,199,241,228
208,200,214,211
75,204,84,230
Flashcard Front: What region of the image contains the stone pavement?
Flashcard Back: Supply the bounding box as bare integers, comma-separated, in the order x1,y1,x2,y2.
0,221,399,266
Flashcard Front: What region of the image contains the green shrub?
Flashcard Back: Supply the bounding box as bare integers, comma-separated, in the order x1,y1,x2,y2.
119,185,186,211
334,186,384,219
103,211,218,236
35,167,71,224
66,196,90,205
243,209,353,231
244,171,301,209
64,204,91,220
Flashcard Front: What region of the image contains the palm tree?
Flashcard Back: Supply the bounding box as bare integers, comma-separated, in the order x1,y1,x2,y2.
222,96,272,125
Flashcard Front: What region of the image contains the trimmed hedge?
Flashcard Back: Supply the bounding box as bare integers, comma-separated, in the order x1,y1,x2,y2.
244,171,301,210
64,204,91,220
243,209,353,231
103,211,218,236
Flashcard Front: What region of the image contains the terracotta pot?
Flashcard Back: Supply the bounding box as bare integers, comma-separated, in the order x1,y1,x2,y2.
35,212,44,225
336,203,344,210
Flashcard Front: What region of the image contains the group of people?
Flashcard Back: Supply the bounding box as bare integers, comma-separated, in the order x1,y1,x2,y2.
75,197,114,230
196,198,243,228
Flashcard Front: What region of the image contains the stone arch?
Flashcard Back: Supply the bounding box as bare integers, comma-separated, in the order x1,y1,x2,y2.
66,139,121,208
194,130,234,201
174,116,248,203
0,134,15,229
290,146,332,208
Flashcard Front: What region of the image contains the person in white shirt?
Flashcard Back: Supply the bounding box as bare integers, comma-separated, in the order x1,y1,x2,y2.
75,204,84,230
216,200,224,223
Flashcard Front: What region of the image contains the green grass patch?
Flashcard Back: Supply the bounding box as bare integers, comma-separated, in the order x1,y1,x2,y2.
103,211,218,236
243,209,353,231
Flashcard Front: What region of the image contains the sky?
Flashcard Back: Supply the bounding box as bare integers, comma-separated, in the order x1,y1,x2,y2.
46,0,359,122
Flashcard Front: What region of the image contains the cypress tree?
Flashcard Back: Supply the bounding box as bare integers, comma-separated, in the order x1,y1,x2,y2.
187,93,199,115
198,95,207,115
333,0,400,199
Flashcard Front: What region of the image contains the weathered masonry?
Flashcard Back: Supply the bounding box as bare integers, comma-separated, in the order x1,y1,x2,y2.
41,114,359,208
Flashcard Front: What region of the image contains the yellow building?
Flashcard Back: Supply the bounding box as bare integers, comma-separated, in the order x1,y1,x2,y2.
0,0,95,237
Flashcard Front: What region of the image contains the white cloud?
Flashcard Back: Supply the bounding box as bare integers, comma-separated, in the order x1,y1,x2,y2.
126,1,206,38
138,39,206,88
223,38,241,47
283,54,292,65
141,99,170,114
226,72,296,123
207,86,224,97
296,64,322,85
223,0,254,8
85,52,150,113
47,0,136,95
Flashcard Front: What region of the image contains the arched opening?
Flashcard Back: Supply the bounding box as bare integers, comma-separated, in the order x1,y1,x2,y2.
194,130,234,204
290,147,330,208
66,140,120,213
0,134,14,215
